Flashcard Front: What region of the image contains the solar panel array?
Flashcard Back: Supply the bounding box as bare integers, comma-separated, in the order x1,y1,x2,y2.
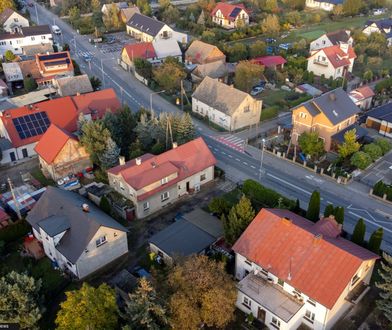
230,7,242,18
12,111,51,140
38,52,68,62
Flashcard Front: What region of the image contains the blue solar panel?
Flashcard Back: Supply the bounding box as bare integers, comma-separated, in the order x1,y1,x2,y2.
229,7,242,18
13,111,51,140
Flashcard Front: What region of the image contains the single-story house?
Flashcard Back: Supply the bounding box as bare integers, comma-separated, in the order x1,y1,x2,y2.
2,62,23,85
0,79,9,98
363,19,392,46
149,208,223,264
295,83,323,97
349,86,375,111
252,55,286,70
53,74,93,97
119,6,140,24
191,60,229,84
185,40,226,65
152,39,182,63
365,102,392,138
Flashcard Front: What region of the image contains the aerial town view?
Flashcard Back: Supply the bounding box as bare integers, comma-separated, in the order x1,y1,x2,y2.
1,0,392,329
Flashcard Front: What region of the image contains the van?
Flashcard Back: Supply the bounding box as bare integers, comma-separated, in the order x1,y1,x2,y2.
52,25,61,35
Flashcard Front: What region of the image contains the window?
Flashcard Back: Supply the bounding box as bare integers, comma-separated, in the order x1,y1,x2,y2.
299,112,307,119
31,36,35,41
161,177,169,185
200,174,206,181
96,235,107,247
260,268,268,276
14,18,19,22
45,236,49,240
85,248,89,253
244,106,250,113
22,148,28,158
243,296,251,309
41,36,46,40
307,298,316,307
277,278,284,287
10,152,16,162
351,273,360,286
67,261,73,267
271,317,281,329
244,259,252,266
304,310,315,323
161,191,169,202
114,232,118,237
120,182,124,191
143,201,150,211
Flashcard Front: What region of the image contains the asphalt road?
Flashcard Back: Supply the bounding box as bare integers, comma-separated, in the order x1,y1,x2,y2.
29,3,392,253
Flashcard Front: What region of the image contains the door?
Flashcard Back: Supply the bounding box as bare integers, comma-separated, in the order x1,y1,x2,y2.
186,181,190,192
22,148,28,158
257,307,266,322
10,152,16,162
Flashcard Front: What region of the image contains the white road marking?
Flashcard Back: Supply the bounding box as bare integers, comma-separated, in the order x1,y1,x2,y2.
243,162,248,165
228,154,233,158
235,158,240,162
267,173,312,195
250,165,256,169
221,151,226,155
348,211,392,234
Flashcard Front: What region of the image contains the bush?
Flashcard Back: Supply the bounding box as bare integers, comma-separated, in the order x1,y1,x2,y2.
373,180,386,197
99,196,111,214
350,151,372,170
363,143,382,161
0,220,31,243
208,197,231,217
375,138,392,155
260,106,279,121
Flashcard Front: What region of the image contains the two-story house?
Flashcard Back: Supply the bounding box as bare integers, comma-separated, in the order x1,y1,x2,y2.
0,25,53,58
107,138,216,219
307,44,356,79
349,86,375,111
35,51,74,83
305,0,343,11
126,13,187,43
185,40,226,65
291,88,361,151
309,30,353,51
210,3,249,29
0,8,29,33
26,186,128,279
233,208,379,330
192,77,262,131
363,19,392,46
120,42,157,69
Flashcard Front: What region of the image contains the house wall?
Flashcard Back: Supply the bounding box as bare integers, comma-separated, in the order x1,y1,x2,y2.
149,242,173,264
126,24,183,43
305,0,336,11
307,53,340,79
355,97,373,111
366,117,392,138
212,9,249,29
363,24,382,36
185,47,226,65
291,105,357,151
0,33,53,57
0,142,38,165
3,13,29,33
76,226,128,279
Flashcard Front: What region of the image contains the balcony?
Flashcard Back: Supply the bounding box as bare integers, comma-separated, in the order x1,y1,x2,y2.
346,282,370,304
313,59,329,67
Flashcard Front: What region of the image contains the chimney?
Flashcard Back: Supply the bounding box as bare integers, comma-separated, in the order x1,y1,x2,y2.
313,233,323,244
135,157,142,165
172,142,178,149
119,156,125,166
282,216,292,225
82,203,89,212
76,92,81,96
329,92,336,101
339,42,349,55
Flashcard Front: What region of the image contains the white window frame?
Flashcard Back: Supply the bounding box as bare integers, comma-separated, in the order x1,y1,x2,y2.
243,296,251,309
143,201,150,211
96,235,107,247
161,191,169,202
271,317,281,329
161,177,169,185
304,310,315,323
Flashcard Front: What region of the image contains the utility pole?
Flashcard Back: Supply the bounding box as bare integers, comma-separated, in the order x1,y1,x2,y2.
35,3,39,25
259,138,265,180
180,80,184,112
166,115,173,149
8,178,21,220
101,58,105,87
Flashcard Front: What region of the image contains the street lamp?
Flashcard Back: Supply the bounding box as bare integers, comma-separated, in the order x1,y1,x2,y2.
150,90,165,115
259,138,266,180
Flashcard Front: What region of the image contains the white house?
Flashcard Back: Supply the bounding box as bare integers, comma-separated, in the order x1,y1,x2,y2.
192,76,262,131
210,3,249,29
0,25,53,58
363,19,392,46
126,13,187,43
309,30,353,51
305,0,343,11
101,1,128,15
2,62,23,83
349,86,375,111
0,8,29,33
26,187,128,279
107,138,216,219
307,43,356,79
233,209,379,330
152,38,182,63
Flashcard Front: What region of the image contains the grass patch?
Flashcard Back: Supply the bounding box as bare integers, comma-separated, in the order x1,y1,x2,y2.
260,106,279,122
299,29,325,40
260,89,292,107
30,167,55,186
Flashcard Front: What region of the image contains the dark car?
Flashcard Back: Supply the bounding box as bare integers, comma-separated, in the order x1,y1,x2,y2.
266,37,277,44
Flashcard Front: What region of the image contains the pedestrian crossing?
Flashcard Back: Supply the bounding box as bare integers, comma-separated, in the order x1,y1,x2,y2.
76,51,94,58
101,46,123,54
210,135,245,152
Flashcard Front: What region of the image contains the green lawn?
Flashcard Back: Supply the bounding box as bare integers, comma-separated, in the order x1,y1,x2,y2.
30,167,55,186
260,89,292,107
299,30,325,40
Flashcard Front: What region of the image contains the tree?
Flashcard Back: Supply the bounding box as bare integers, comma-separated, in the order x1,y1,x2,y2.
134,58,153,79
122,278,168,329
375,138,392,155
68,6,81,27
234,61,264,93
201,30,215,43
197,0,216,12
167,255,237,330
176,113,195,145
0,0,15,12
99,195,111,214
376,252,392,324
351,218,366,246
80,120,112,165
265,0,278,12
334,206,344,224
162,5,180,24
306,190,320,222
129,139,144,159
332,4,344,16
4,50,16,62
72,59,82,75
153,59,186,93
63,43,70,51
324,204,335,217
23,76,38,92
363,143,383,161
90,76,102,91
56,283,118,330
363,69,373,82
99,136,120,170
249,40,267,58
223,195,255,244
298,131,325,160
137,0,152,16
368,227,383,255
225,43,248,62
103,3,122,30
261,14,280,35
343,0,364,16
0,271,42,329
91,0,101,12
208,197,231,217
338,129,360,158
350,151,372,170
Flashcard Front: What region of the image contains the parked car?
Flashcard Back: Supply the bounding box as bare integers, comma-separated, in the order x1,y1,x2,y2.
279,43,292,51
266,37,277,44
106,36,116,44
266,46,277,55
82,53,92,62
374,8,387,15
250,86,264,96
52,25,61,35
281,33,289,39
132,266,151,278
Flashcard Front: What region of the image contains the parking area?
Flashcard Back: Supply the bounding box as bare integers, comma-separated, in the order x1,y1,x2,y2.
96,31,135,56
361,151,392,186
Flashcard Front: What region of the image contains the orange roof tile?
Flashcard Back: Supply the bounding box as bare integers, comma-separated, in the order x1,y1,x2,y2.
123,42,156,60
233,209,379,309
350,86,375,101
310,45,356,69
211,2,248,21
108,137,216,201
34,124,77,164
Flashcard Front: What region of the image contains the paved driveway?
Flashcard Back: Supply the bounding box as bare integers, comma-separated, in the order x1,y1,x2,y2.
360,151,392,186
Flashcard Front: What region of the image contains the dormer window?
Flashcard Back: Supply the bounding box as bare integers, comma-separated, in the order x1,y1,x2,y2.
161,177,169,185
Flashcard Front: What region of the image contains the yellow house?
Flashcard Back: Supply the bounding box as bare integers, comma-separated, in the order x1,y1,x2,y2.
292,88,360,151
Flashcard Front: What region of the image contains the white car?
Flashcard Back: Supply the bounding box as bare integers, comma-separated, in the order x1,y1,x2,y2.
52,25,61,35
250,86,264,96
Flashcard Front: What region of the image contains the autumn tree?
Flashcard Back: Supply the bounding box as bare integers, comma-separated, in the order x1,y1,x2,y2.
306,190,320,222
261,14,280,35
338,129,361,158
153,58,186,93
343,0,364,16
167,255,237,330
298,131,325,161
375,138,392,155
122,278,168,330
103,3,122,30
234,61,264,93
68,6,81,27
0,271,42,329
0,0,15,12
225,43,248,62
249,40,267,58
4,50,16,62
137,0,152,16
265,0,279,12
197,0,216,12
376,253,392,324
363,143,383,161
56,283,118,330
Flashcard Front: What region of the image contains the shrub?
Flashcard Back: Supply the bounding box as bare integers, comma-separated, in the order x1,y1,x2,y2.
373,180,386,197
0,220,31,243
363,143,382,161
208,197,231,217
260,106,279,121
375,138,392,155
350,151,372,170
99,196,111,214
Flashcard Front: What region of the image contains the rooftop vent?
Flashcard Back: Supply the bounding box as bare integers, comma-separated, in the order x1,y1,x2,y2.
172,142,178,149
119,156,125,166
82,203,89,212
151,161,156,168
332,110,338,117
135,157,142,165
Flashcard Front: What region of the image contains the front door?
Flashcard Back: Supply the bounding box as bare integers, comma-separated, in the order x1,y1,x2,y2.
186,181,190,192
22,148,28,158
257,308,266,323
10,152,16,162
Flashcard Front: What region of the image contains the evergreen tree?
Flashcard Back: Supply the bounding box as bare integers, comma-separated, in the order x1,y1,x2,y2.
306,190,320,222
334,206,345,225
291,198,301,213
351,218,366,246
376,252,392,324
122,278,168,330
99,137,120,170
99,196,111,215
129,139,144,159
368,227,384,255
176,113,195,145
324,204,335,217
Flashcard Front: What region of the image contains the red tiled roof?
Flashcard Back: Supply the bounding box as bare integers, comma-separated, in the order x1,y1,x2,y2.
211,2,248,21
71,88,121,120
108,137,216,201
34,124,77,164
123,42,156,60
310,45,356,69
349,86,375,101
36,51,74,77
0,97,78,148
233,208,379,309
252,55,287,68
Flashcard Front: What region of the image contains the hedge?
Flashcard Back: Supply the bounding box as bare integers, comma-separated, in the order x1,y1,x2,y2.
0,219,31,243
242,179,296,210
373,180,392,201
